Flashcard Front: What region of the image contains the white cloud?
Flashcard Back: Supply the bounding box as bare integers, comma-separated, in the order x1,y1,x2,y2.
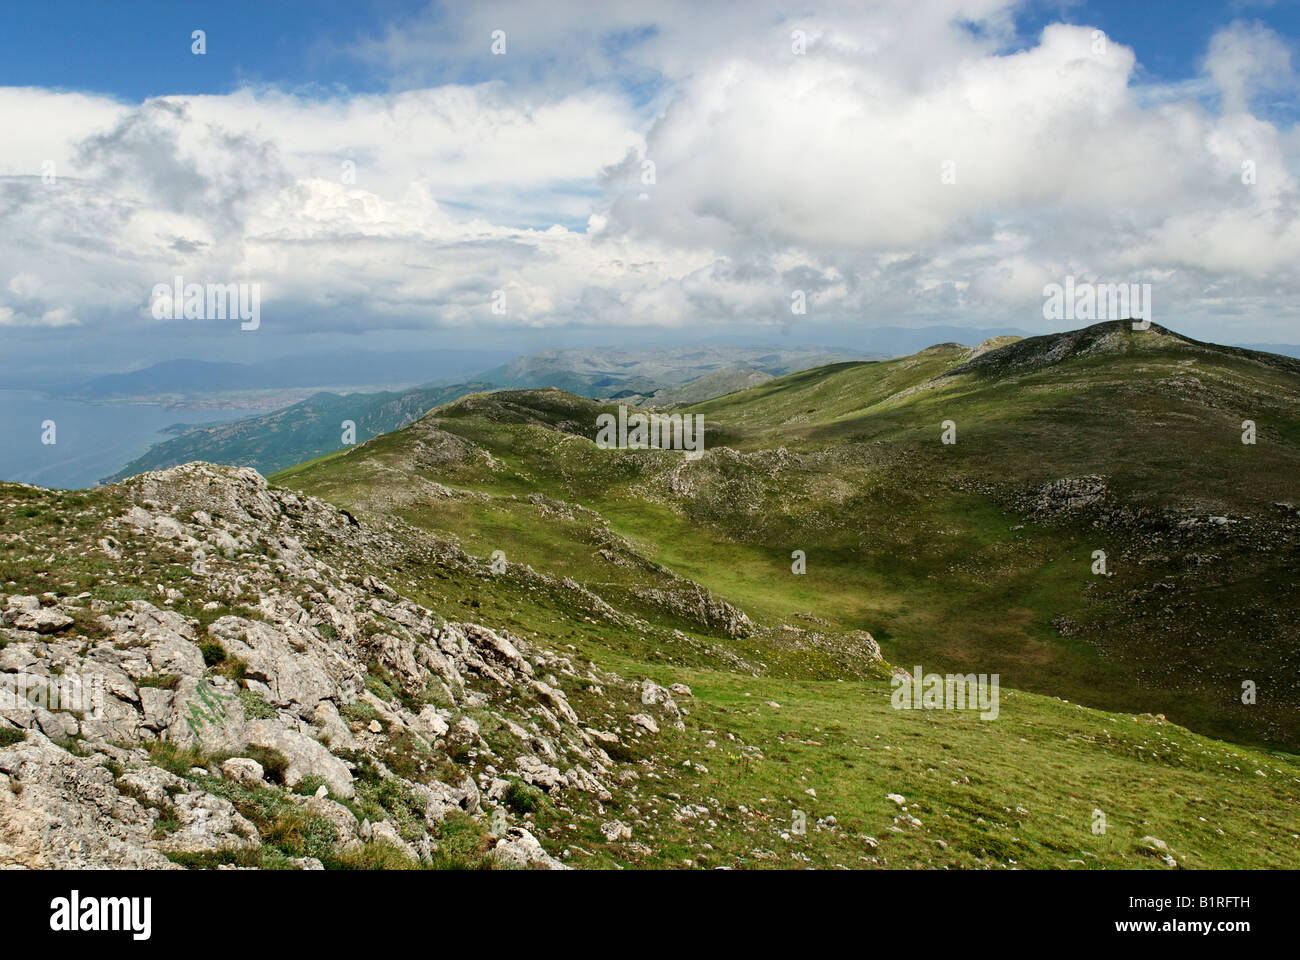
1204,19,1293,114
0,2,1298,347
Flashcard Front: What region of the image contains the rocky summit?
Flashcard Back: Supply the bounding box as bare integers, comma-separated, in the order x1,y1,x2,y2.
0,463,684,870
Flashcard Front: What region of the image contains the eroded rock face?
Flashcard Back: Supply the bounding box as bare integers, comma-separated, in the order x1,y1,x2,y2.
0,733,178,870
629,584,755,638
11,608,73,634
244,720,356,799
209,614,354,718
0,462,633,870
166,792,260,854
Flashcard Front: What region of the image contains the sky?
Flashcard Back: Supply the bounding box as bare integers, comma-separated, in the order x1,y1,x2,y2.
0,0,1298,381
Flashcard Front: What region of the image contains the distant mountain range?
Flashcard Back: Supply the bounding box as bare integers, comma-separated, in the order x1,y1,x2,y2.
90,335,1300,483
103,345,871,481
474,346,874,396
68,349,516,399
104,383,492,482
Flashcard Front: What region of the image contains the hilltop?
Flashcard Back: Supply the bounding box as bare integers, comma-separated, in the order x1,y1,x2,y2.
281,322,1300,752
944,321,1300,379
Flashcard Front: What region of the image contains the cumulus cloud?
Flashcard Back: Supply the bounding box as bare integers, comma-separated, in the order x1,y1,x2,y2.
596,20,1300,327
0,1,1297,347
1204,19,1294,114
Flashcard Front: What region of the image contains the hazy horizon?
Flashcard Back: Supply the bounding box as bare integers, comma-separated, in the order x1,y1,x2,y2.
2,0,1298,385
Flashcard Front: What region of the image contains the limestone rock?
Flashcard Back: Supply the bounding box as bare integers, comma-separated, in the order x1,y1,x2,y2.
492,827,570,870
165,792,260,853
630,713,659,734
244,720,355,799
11,608,74,634
0,734,177,869
221,757,266,787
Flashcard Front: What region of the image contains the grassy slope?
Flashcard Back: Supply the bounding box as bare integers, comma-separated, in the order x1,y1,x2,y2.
279,327,1300,750
7,480,1295,870
676,327,1300,747
267,324,1300,867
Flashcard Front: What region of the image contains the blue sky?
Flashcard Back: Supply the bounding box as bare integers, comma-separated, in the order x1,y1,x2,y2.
0,0,415,99
4,1,1295,107
1019,1,1296,79
0,0,1298,377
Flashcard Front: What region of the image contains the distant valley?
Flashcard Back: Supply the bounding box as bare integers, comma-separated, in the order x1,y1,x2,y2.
101,345,874,482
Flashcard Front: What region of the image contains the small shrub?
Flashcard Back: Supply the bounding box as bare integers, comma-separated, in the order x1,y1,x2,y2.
264,809,339,860
503,779,543,816
137,674,181,690
332,840,419,871
238,688,277,720
295,774,327,797
427,811,495,870
601,740,639,764
450,743,473,765
364,665,398,703
379,732,432,781
145,741,212,776
0,726,26,748
164,848,266,870
214,657,247,681
340,700,378,723
200,642,227,667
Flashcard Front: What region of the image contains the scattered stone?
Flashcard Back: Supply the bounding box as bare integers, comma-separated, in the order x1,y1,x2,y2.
600,819,632,842
492,827,570,870
630,713,659,734
11,608,74,634
220,757,265,788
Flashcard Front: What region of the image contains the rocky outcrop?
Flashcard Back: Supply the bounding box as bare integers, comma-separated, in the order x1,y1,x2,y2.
492,827,570,870
1033,475,1108,516
630,583,755,638
0,463,634,870
0,732,178,870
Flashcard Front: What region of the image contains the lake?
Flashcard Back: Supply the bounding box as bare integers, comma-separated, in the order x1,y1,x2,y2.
0,390,237,490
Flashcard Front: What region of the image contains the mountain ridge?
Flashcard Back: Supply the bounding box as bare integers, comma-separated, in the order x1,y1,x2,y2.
943,320,1300,379
281,321,1300,752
